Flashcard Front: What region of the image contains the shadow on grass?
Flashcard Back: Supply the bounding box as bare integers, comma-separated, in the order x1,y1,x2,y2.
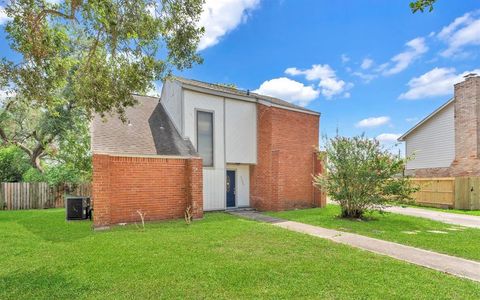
0,269,93,299
333,213,381,222
17,209,93,243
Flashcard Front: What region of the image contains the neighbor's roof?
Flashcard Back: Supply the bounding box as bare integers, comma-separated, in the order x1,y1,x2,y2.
91,95,198,157
398,98,454,141
173,76,320,115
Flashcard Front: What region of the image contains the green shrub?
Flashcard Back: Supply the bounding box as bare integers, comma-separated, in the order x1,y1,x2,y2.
0,146,31,182
22,168,46,182
23,164,87,186
314,135,417,219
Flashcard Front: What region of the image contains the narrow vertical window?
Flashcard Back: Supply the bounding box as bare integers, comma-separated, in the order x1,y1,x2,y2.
197,111,214,167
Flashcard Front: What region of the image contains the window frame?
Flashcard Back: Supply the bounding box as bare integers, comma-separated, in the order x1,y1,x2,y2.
195,109,215,168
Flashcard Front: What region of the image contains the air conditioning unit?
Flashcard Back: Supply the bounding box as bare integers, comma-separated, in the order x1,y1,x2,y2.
66,197,91,220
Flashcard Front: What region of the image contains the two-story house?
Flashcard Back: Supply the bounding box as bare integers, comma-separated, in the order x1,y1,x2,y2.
91,77,324,227
399,74,480,177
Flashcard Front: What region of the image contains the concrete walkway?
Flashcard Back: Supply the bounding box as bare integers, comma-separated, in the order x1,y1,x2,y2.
384,206,480,229
230,211,480,282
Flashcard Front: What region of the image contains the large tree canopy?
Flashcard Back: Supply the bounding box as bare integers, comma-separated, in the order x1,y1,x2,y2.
0,0,205,172
1,0,204,117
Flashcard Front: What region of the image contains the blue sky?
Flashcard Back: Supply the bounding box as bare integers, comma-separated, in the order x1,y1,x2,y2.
179,0,480,152
1,0,480,152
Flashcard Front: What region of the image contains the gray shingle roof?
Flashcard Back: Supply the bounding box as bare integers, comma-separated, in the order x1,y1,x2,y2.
173,76,320,115
91,95,198,157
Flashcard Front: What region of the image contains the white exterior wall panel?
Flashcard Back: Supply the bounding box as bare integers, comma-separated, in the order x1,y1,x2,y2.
226,164,250,207
405,102,455,170
160,81,183,134
183,90,226,210
225,99,257,164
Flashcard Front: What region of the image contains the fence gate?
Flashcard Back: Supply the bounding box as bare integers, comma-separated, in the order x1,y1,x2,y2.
455,177,480,210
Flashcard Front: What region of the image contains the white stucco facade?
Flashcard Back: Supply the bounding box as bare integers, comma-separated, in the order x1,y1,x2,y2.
161,84,257,211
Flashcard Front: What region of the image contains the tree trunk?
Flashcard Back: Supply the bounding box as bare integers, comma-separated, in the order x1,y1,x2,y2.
29,153,44,173
341,205,364,219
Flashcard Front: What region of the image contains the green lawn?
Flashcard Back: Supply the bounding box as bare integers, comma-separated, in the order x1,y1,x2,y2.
268,205,480,262
1,210,479,299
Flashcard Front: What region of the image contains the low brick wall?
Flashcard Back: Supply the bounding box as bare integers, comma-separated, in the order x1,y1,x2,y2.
406,167,451,178
92,154,202,227
406,159,480,177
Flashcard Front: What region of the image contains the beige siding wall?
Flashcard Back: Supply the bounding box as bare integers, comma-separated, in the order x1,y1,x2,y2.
405,102,455,170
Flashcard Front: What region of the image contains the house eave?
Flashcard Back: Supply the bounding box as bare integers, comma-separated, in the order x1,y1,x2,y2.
257,99,320,116
173,78,321,116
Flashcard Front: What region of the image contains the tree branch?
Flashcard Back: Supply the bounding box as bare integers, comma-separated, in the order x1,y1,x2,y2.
0,125,33,156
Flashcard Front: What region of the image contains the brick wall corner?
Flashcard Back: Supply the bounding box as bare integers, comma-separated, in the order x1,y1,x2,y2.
186,158,203,219
92,154,112,227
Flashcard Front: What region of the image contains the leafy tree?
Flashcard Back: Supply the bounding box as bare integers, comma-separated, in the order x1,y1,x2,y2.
23,164,85,185
410,0,437,13
1,0,204,116
0,97,87,171
314,135,417,219
0,0,204,173
0,145,31,182
22,167,46,183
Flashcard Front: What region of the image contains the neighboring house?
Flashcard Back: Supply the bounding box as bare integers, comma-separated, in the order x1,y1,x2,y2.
91,77,324,227
399,74,480,177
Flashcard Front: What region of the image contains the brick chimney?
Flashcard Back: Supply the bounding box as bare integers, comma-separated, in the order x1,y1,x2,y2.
450,73,480,176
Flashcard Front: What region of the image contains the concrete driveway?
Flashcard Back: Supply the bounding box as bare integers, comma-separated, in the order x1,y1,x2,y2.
384,206,480,229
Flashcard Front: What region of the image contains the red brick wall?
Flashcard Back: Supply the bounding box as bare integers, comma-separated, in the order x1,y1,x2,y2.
92,154,202,227
406,167,451,178
450,76,480,176
250,104,325,211
313,151,327,207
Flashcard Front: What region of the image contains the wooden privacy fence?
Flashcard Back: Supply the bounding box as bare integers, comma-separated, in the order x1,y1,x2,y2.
0,182,92,210
454,177,480,210
409,177,480,210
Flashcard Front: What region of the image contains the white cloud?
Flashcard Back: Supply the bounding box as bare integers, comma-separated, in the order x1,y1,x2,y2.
0,90,7,101
383,37,428,76
253,77,320,106
399,67,480,100
351,71,377,83
356,116,390,128
341,54,350,63
0,88,16,102
0,6,11,25
197,0,260,51
285,64,352,99
437,10,480,57
361,58,374,70
146,81,163,97
376,133,401,142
